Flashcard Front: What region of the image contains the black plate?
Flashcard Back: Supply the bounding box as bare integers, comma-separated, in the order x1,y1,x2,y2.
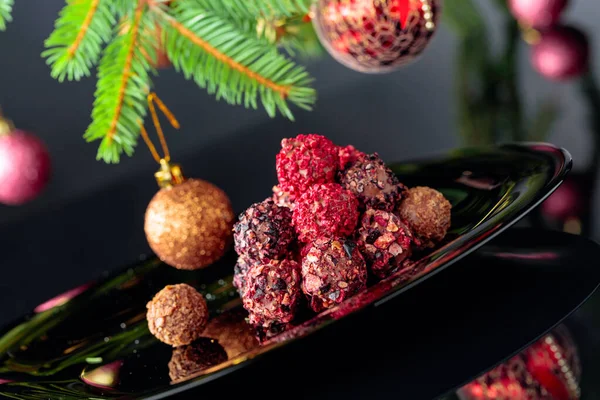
0,143,573,399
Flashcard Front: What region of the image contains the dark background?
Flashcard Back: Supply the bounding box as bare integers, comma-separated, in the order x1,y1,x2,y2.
1,1,600,398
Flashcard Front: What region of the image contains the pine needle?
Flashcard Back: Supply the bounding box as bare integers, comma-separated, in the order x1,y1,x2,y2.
84,3,158,163
43,0,116,82
0,0,13,31
163,0,316,120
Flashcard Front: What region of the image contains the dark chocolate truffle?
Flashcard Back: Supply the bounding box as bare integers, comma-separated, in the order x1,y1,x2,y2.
339,153,404,211
146,284,209,347
301,237,367,312
202,308,259,358
242,259,302,332
292,183,360,243
234,198,294,263
357,209,413,278
397,186,451,249
168,337,228,381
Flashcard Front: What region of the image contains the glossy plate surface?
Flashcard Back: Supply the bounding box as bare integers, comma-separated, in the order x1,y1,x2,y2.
0,143,572,399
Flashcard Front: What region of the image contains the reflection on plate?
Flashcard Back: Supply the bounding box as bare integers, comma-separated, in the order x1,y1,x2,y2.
0,143,571,399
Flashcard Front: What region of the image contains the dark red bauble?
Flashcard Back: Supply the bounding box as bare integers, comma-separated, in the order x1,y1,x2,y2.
541,178,582,221
508,0,569,28
0,130,51,205
531,26,589,81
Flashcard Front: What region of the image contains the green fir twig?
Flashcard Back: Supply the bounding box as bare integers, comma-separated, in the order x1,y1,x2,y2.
0,0,13,31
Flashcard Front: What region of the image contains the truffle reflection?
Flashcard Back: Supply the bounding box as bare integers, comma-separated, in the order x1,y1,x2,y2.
168,338,227,381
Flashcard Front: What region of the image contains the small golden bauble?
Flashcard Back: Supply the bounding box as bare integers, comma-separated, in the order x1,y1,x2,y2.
144,178,235,270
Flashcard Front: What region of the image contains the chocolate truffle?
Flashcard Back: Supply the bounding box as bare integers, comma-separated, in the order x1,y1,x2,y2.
272,184,295,209
276,134,339,198
147,284,209,347
234,198,294,263
339,153,404,211
168,337,228,381
233,254,255,297
292,183,360,243
301,237,367,312
242,259,302,332
202,308,259,358
397,186,451,249
338,144,366,170
357,209,413,278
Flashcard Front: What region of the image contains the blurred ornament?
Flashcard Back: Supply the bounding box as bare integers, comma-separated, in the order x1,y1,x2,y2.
531,25,589,81
508,0,569,29
312,0,441,73
541,178,582,222
0,114,51,205
458,325,581,400
142,93,235,270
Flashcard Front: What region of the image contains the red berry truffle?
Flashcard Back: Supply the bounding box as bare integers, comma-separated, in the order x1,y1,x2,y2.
292,183,360,243
301,237,367,312
242,259,302,334
357,209,413,279
338,144,366,170
397,186,452,249
276,134,339,198
272,184,295,209
234,198,294,263
233,255,255,296
339,153,404,211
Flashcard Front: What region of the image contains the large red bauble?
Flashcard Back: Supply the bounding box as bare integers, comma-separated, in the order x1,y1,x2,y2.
312,0,441,73
508,0,569,28
531,26,589,81
457,325,581,400
541,178,582,221
0,130,51,205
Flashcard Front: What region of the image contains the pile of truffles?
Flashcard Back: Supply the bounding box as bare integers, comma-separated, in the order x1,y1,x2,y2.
234,134,452,338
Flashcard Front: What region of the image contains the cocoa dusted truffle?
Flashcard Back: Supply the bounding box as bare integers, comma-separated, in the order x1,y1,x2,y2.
339,153,404,211
146,284,209,347
357,209,413,278
397,186,452,249
233,255,255,296
301,237,367,312
292,183,360,243
202,308,259,358
168,338,228,381
276,134,339,198
242,259,302,333
234,198,294,263
338,144,366,170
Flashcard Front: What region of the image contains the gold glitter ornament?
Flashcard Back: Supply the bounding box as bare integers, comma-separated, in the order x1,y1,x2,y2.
312,0,442,73
141,93,235,270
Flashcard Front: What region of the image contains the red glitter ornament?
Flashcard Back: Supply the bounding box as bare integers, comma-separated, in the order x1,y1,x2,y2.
531,25,589,81
508,0,569,29
0,118,51,205
458,325,581,400
312,0,441,73
276,134,339,199
292,183,360,242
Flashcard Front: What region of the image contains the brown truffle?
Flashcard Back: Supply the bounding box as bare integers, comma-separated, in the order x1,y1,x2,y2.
357,209,413,278
339,153,404,211
168,337,228,381
146,284,209,347
202,308,259,358
397,186,452,249
301,237,367,312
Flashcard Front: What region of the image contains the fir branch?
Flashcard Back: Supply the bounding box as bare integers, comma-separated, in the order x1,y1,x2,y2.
42,0,115,82
193,0,314,20
162,0,315,119
84,2,157,163
0,0,13,31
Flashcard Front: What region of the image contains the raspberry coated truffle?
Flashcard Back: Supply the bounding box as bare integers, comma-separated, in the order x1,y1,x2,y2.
168,338,228,381
339,153,404,211
301,237,367,312
397,186,452,249
292,183,360,243
146,284,209,347
276,134,339,198
242,259,302,333
338,144,366,170
357,209,413,279
234,198,294,263
272,184,295,209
